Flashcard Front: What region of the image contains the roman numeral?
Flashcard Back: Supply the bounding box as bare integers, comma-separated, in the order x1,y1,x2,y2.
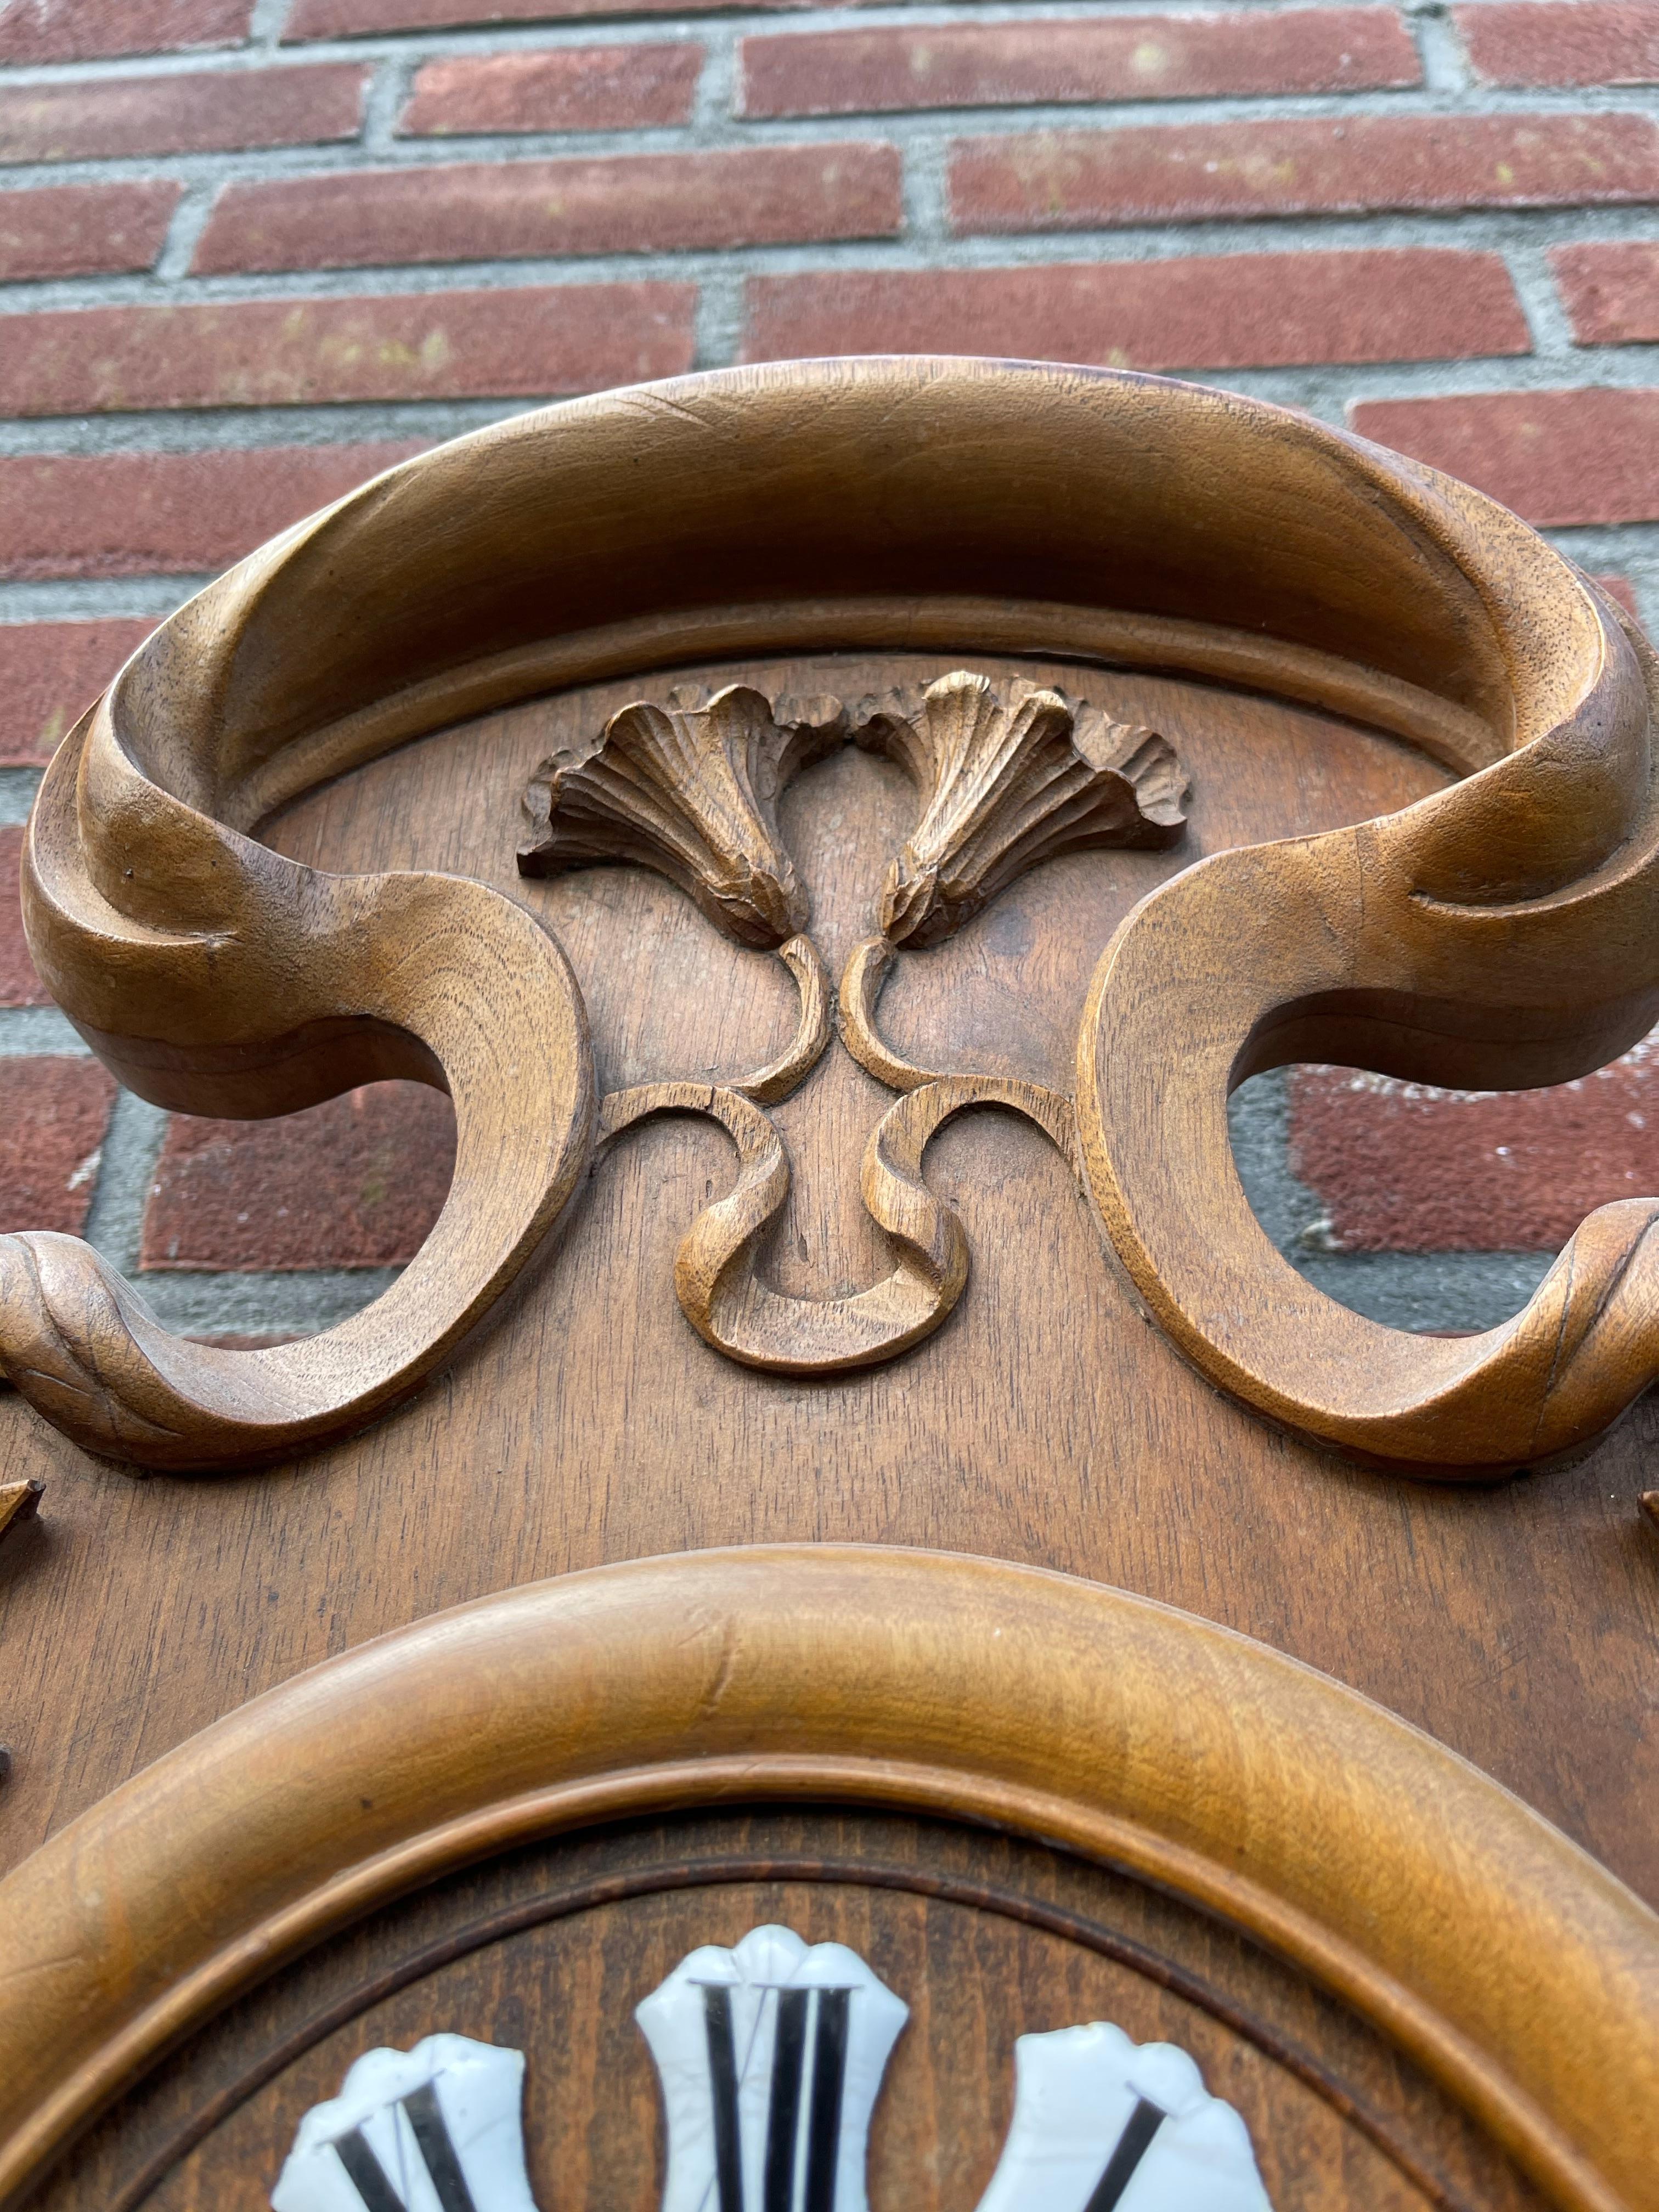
328,2080,481,2212
701,1982,855,2212
1083,2096,1167,2212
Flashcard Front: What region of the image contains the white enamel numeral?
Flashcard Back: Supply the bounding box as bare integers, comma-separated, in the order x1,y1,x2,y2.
635,1924,909,2212
974,2022,1274,2212
269,2032,541,2212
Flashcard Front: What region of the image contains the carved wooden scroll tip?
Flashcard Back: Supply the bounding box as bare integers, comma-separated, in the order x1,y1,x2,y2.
849,670,1189,949
0,1478,42,1546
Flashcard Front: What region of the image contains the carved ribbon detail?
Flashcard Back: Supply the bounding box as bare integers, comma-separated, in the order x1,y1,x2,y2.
527,672,1169,1374
4,358,1657,1479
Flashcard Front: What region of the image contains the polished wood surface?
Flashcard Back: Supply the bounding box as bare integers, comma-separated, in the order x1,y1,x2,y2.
3,362,1658,2212
5,359,1654,1474
2,1550,1649,2211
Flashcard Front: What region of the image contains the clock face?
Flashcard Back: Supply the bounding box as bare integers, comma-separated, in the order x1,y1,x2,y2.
269,1927,1274,2212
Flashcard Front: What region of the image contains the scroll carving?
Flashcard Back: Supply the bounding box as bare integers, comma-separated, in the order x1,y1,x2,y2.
524,672,1169,1375
2,357,1655,1479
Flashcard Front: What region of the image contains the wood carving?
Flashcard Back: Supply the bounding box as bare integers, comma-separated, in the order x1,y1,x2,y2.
0,1547,1655,2212
528,670,1159,1373
518,684,844,948
852,670,1184,947
0,1481,40,1549
0,356,1654,1476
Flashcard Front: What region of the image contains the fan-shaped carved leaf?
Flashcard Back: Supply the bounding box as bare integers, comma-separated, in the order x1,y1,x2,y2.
518,685,845,949
852,672,1188,947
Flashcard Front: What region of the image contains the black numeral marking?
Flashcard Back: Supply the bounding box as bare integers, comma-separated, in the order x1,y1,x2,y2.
1083,2096,1167,2212
328,2082,481,2212
702,1983,856,2212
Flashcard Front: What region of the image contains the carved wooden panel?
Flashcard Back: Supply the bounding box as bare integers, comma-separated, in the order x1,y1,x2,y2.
2,362,1657,2212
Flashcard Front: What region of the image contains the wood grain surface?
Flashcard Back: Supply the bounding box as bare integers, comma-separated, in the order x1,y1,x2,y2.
5,358,1654,1476
2,1549,1652,2211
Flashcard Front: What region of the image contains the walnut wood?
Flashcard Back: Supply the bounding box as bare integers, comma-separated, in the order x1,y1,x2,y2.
3,358,1652,1472
2,362,1658,2212
0,1550,1650,2211
0,1483,39,1549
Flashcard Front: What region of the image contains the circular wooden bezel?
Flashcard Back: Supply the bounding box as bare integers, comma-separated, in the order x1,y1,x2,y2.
0,1545,1654,2210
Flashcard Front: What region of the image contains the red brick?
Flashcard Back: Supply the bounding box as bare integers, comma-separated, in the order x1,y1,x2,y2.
0,828,49,1009
0,1059,119,1238
0,0,247,60
1290,1046,1659,1251
746,250,1528,376
193,144,901,273
1456,1,1659,86
0,183,178,283
288,0,802,36
140,1082,454,1271
742,8,1420,119
950,112,1659,233
1551,240,1659,344
1349,389,1659,527
0,443,422,583
0,65,364,165
0,620,155,766
0,286,697,419
401,44,702,135
1595,573,1640,619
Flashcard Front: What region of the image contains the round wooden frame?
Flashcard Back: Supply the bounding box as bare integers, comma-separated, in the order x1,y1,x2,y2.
0,1547,1655,2211
8,356,1658,1478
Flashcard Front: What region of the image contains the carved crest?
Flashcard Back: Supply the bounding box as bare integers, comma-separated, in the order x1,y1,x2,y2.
267,1939,1274,2212
520,670,1188,1377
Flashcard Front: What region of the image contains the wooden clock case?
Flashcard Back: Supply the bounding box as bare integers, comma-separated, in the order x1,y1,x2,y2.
0,356,1656,2211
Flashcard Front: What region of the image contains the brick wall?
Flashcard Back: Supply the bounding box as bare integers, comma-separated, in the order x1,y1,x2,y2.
0,0,1655,1345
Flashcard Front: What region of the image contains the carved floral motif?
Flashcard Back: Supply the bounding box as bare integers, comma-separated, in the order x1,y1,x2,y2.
850,670,1187,947
519,671,1188,1375
518,685,845,949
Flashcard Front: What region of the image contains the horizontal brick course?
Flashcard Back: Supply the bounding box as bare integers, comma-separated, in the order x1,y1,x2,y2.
1290,1048,1659,1251
401,44,703,136
742,9,1421,120
0,619,155,765
0,1058,119,1239
0,827,48,1008
194,145,902,273
1595,573,1640,619
0,442,421,581
140,1081,454,1271
1551,241,1659,345
746,249,1528,375
0,286,697,418
950,112,1659,234
0,66,366,167
1455,1,1659,87
1350,388,1659,527
286,0,802,35
0,183,179,284
0,0,249,63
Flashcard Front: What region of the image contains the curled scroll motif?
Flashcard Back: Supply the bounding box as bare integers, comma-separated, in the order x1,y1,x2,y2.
2,357,1656,1477
529,673,1147,1376
1080,579,1659,1479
